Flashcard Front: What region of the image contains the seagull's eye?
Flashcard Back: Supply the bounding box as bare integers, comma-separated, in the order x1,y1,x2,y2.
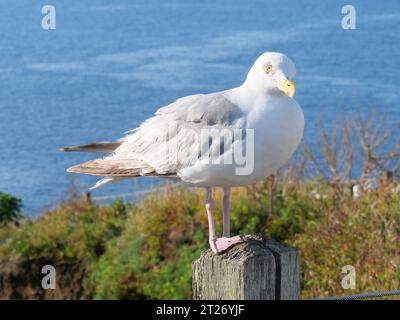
264,63,273,74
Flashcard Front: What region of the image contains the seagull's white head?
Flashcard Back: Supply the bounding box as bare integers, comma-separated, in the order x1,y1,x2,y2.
244,52,297,97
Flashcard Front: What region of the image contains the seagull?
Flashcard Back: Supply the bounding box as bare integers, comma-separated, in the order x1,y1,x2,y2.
62,52,304,254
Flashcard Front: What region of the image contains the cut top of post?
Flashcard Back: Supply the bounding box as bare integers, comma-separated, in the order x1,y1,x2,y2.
192,235,300,300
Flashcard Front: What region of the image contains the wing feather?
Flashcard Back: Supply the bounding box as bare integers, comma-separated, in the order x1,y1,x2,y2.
67,158,155,176
61,141,121,154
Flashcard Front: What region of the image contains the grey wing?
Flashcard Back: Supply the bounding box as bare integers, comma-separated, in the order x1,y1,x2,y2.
109,92,245,175
154,93,243,126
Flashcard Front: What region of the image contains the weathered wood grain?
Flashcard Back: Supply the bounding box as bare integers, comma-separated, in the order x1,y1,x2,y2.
265,239,300,299
192,235,300,300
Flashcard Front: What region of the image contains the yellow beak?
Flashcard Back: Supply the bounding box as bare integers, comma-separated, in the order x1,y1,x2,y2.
278,79,296,97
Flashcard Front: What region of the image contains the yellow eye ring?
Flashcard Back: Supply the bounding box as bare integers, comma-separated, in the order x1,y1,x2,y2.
264,63,273,74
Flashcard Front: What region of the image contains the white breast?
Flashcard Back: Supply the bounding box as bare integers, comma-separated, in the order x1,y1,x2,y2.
178,91,304,188
249,94,304,181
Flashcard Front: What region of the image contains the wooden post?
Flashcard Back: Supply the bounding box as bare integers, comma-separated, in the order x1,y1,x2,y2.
192,235,300,300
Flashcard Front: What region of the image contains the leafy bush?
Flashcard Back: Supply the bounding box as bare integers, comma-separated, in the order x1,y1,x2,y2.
89,190,206,299
0,192,22,224
0,198,125,262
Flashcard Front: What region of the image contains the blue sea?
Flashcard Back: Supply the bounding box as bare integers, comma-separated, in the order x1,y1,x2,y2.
0,0,399,216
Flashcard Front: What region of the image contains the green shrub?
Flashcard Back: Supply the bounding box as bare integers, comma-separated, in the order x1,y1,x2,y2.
0,192,22,224
89,189,206,299
0,199,125,262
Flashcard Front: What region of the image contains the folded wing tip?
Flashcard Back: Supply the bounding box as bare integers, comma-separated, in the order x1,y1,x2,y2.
60,141,121,154
64,158,157,177
61,146,73,152
66,165,79,173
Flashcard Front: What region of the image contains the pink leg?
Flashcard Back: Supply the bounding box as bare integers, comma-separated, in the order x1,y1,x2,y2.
205,188,217,253
205,187,243,255
222,188,231,237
